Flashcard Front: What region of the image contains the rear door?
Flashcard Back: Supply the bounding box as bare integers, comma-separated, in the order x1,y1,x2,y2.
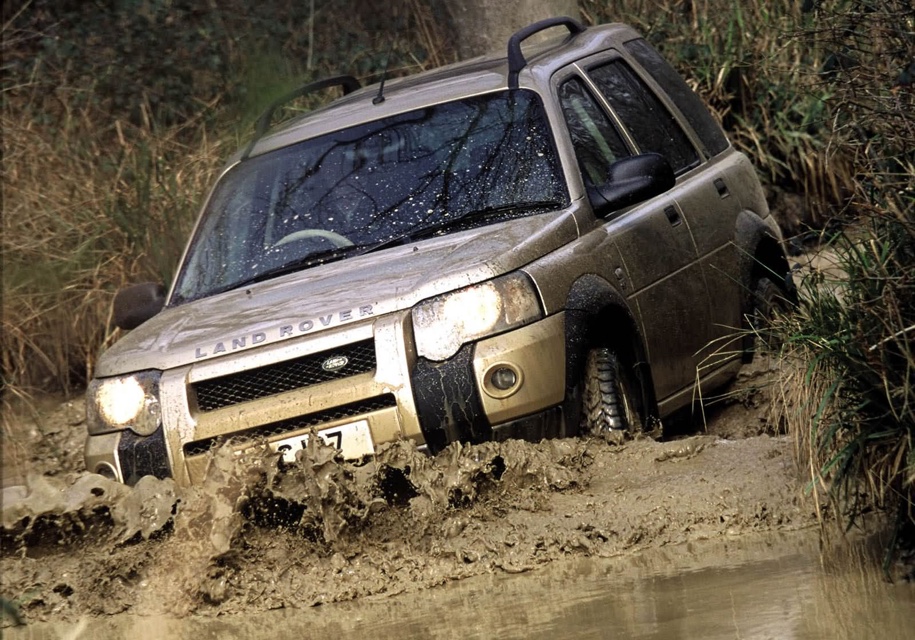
621,38,746,369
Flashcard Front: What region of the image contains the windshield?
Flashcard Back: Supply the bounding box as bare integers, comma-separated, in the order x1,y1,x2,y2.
172,89,568,303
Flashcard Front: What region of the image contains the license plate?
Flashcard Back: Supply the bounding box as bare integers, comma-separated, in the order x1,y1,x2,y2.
270,420,375,462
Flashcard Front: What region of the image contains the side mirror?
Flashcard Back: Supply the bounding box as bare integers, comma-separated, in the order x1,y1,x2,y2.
113,282,166,330
590,153,676,216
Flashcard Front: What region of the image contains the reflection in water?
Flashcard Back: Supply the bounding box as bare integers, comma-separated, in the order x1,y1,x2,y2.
8,531,914,639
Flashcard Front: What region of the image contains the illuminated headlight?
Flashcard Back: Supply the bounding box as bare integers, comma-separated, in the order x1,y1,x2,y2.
412,272,542,361
86,371,162,436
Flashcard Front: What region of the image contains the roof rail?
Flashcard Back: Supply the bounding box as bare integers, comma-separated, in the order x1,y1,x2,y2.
507,17,586,90
241,75,361,160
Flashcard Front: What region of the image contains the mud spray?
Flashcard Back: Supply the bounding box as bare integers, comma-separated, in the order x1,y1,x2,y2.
2,436,598,623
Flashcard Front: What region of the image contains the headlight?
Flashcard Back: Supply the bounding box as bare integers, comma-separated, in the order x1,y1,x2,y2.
412,272,542,361
86,371,162,436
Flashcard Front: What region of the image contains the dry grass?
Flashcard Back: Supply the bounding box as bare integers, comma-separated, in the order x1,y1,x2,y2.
1,93,227,399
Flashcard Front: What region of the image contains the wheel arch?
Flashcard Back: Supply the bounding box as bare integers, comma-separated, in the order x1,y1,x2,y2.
563,274,658,427
735,211,797,360
736,211,796,304
751,235,794,293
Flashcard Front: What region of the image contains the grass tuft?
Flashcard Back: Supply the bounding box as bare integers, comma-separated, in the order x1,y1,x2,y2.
776,213,914,571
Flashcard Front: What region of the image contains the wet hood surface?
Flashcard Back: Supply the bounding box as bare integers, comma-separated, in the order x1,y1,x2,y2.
96,212,576,376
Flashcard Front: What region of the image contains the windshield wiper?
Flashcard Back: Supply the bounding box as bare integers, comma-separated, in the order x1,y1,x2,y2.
353,200,565,258
210,245,365,295
206,201,563,297
416,200,563,238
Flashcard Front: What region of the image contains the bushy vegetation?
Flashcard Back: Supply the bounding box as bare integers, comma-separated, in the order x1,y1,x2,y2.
769,0,914,567
781,215,914,570
2,0,912,560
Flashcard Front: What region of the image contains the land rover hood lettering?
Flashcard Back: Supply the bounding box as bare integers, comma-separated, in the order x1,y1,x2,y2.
193,306,374,359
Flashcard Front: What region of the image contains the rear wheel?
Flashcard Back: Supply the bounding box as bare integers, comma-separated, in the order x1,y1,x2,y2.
580,347,643,442
749,276,792,356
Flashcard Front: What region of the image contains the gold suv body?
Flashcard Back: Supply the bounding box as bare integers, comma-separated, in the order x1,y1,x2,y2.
85,19,791,486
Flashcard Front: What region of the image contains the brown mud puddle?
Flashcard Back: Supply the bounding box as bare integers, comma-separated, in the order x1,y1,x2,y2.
2,420,818,627
6,530,914,639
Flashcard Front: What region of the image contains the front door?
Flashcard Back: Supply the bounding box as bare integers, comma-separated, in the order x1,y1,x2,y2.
558,66,712,401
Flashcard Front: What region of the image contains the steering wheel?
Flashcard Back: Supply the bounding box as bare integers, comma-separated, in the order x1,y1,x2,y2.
274,229,354,248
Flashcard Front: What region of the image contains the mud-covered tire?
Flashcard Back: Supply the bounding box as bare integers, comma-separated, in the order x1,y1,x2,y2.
753,277,791,325
580,347,643,439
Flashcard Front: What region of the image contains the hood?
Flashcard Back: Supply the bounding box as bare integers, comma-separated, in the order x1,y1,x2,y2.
95,211,579,376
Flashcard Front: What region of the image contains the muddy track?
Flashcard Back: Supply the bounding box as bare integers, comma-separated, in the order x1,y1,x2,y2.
0,362,818,625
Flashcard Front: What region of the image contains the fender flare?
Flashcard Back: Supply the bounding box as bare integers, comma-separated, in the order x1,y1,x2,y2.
562,274,658,428
734,210,797,360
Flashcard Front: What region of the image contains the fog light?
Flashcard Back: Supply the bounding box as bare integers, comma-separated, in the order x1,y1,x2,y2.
490,367,518,390
482,363,523,399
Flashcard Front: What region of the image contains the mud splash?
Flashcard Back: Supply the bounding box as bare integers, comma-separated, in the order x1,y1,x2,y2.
2,436,592,622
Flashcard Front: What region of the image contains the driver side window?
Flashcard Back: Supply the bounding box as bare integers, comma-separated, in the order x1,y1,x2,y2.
559,78,630,188
587,60,699,174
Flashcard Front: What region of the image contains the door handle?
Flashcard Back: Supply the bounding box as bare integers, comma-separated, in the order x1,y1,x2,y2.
664,205,682,227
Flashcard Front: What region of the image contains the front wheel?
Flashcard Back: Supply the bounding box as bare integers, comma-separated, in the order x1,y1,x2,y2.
580,347,643,441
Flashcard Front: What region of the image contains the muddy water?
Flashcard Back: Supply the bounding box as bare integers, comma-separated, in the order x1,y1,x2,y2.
4,399,913,638
6,531,913,639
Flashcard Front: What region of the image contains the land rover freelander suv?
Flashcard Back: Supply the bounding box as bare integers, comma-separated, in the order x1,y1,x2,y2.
85,18,793,485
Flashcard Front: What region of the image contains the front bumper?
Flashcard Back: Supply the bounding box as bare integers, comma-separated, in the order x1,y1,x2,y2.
84,312,567,485
84,427,171,485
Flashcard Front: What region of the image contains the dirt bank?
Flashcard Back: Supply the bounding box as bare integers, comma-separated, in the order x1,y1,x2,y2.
0,361,821,627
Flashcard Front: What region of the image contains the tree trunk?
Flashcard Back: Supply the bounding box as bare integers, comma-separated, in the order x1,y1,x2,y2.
439,0,580,60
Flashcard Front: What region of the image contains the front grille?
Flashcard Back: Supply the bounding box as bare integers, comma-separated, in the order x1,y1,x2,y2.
193,340,376,411
183,394,397,457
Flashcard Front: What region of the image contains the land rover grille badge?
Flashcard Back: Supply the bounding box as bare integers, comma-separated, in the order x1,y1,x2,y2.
322,355,349,372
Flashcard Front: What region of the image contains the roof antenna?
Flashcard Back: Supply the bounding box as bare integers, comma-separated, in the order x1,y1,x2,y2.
373,36,396,105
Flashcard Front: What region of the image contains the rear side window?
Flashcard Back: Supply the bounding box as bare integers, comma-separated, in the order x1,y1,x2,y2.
559,78,630,187
624,38,729,157
587,60,699,175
